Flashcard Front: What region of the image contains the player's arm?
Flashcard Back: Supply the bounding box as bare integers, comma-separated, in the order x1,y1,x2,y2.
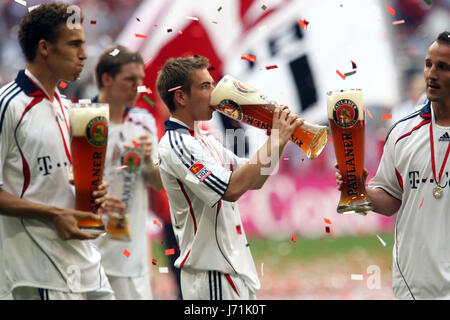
335,166,401,216
223,107,303,202
138,134,163,191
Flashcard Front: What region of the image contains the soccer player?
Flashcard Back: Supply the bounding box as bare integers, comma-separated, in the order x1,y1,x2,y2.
156,55,304,299
0,2,115,300
92,45,162,300
336,31,450,299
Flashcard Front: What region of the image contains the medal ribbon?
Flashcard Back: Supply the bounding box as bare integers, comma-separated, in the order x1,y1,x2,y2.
429,120,450,187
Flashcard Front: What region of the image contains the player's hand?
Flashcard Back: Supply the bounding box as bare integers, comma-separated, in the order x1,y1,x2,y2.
51,208,102,240
334,163,369,190
137,134,154,166
271,105,304,146
100,195,126,220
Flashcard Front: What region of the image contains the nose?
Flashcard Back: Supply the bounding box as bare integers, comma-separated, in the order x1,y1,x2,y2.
79,45,87,61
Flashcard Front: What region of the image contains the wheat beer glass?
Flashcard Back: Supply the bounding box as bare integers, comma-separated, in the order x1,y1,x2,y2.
210,75,328,159
327,89,373,215
70,103,109,234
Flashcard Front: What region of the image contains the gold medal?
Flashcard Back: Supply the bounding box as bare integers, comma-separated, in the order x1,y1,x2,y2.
433,186,443,199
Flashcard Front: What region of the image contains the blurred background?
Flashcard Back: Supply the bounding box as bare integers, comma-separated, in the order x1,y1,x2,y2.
1,0,449,299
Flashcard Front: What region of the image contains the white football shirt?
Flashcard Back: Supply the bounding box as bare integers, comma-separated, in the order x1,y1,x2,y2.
0,70,108,294
93,106,158,278
371,101,450,299
158,117,260,293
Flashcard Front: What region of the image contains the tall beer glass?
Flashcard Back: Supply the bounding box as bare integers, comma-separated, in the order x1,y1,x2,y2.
70,103,109,234
327,89,373,215
210,75,328,159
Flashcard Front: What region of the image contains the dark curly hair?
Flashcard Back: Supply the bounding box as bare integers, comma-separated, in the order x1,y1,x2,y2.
18,2,84,62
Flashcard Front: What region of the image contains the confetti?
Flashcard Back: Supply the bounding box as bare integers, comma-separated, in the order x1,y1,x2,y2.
291,235,296,242
123,250,130,258
336,70,346,80
165,248,175,256
351,60,357,69
211,21,218,24
392,20,405,25
59,81,68,89
14,0,27,6
176,210,183,214
90,20,97,24
324,218,332,225
153,219,162,228
327,137,333,143
178,31,183,35
142,94,155,107
376,234,386,247
167,28,173,33
297,19,309,30
241,54,256,62
109,49,120,56
265,65,278,70
136,17,141,22
135,33,147,39
218,6,222,11
186,16,199,21
283,157,290,160
137,85,148,93
325,226,330,233
424,0,432,5
115,165,128,170
261,4,267,10
385,5,396,15
159,267,169,273
152,259,157,265
78,99,91,104
261,263,264,276
381,114,392,121
351,274,363,281
168,85,182,92
344,70,357,77
236,225,242,235
419,196,424,209
366,108,373,119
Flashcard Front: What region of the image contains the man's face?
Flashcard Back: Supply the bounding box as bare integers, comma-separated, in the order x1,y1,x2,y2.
46,24,87,81
424,41,450,104
108,62,145,107
184,68,215,121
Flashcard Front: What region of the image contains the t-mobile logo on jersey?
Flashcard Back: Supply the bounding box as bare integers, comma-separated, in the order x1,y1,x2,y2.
37,156,69,176
408,171,449,189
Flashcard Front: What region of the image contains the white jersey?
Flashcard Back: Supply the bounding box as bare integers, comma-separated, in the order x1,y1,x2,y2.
158,117,260,293
371,101,450,299
93,106,158,278
0,70,107,293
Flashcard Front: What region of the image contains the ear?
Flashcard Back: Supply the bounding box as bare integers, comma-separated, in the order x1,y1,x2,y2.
101,73,114,88
37,39,50,59
173,89,187,108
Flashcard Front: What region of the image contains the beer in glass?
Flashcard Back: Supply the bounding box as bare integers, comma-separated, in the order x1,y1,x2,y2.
327,89,373,215
70,103,109,233
210,75,328,159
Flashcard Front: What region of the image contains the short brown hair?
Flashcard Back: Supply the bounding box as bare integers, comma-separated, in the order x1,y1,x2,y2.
156,55,210,112
95,44,144,89
18,1,84,62
436,31,450,45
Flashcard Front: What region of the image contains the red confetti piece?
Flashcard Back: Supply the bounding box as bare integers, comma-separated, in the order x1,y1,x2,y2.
59,81,68,89
297,19,309,30
367,108,373,119
265,65,278,70
115,165,128,170
327,137,333,143
135,33,147,38
123,250,130,258
152,259,157,265
165,248,175,256
178,30,183,35
168,85,182,92
392,20,405,25
419,197,424,209
325,226,330,233
236,225,242,234
153,219,162,228
291,235,296,242
381,114,392,121
351,60,357,69
131,140,140,149
385,5,396,15
336,70,346,80
324,218,332,225
90,20,97,24
241,54,256,62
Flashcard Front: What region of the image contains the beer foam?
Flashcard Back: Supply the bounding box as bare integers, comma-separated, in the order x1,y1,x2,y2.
70,104,109,137
210,75,277,106
326,89,365,121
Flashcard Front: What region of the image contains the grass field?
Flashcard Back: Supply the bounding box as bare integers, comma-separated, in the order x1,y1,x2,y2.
149,233,395,300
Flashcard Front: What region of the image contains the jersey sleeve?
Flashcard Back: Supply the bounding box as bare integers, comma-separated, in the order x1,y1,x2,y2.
369,132,403,200
159,130,232,207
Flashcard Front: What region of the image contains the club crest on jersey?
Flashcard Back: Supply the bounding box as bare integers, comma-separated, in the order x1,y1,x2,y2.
218,100,243,121
233,80,256,94
121,149,141,170
86,116,108,147
333,99,359,128
189,161,211,182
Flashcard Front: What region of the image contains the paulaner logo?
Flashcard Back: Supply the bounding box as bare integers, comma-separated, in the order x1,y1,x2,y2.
333,99,358,129
86,116,108,147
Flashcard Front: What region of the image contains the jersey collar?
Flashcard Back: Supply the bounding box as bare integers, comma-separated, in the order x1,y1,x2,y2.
419,100,431,119
165,117,195,136
15,69,54,100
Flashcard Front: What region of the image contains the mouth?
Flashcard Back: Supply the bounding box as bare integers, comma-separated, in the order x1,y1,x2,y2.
427,83,441,90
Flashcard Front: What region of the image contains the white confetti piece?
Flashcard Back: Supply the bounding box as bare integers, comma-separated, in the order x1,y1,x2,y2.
15,0,27,6
351,274,363,281
376,235,386,247
261,263,264,277
109,49,120,56
186,16,199,21
159,267,169,274
78,99,92,104
137,85,147,93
